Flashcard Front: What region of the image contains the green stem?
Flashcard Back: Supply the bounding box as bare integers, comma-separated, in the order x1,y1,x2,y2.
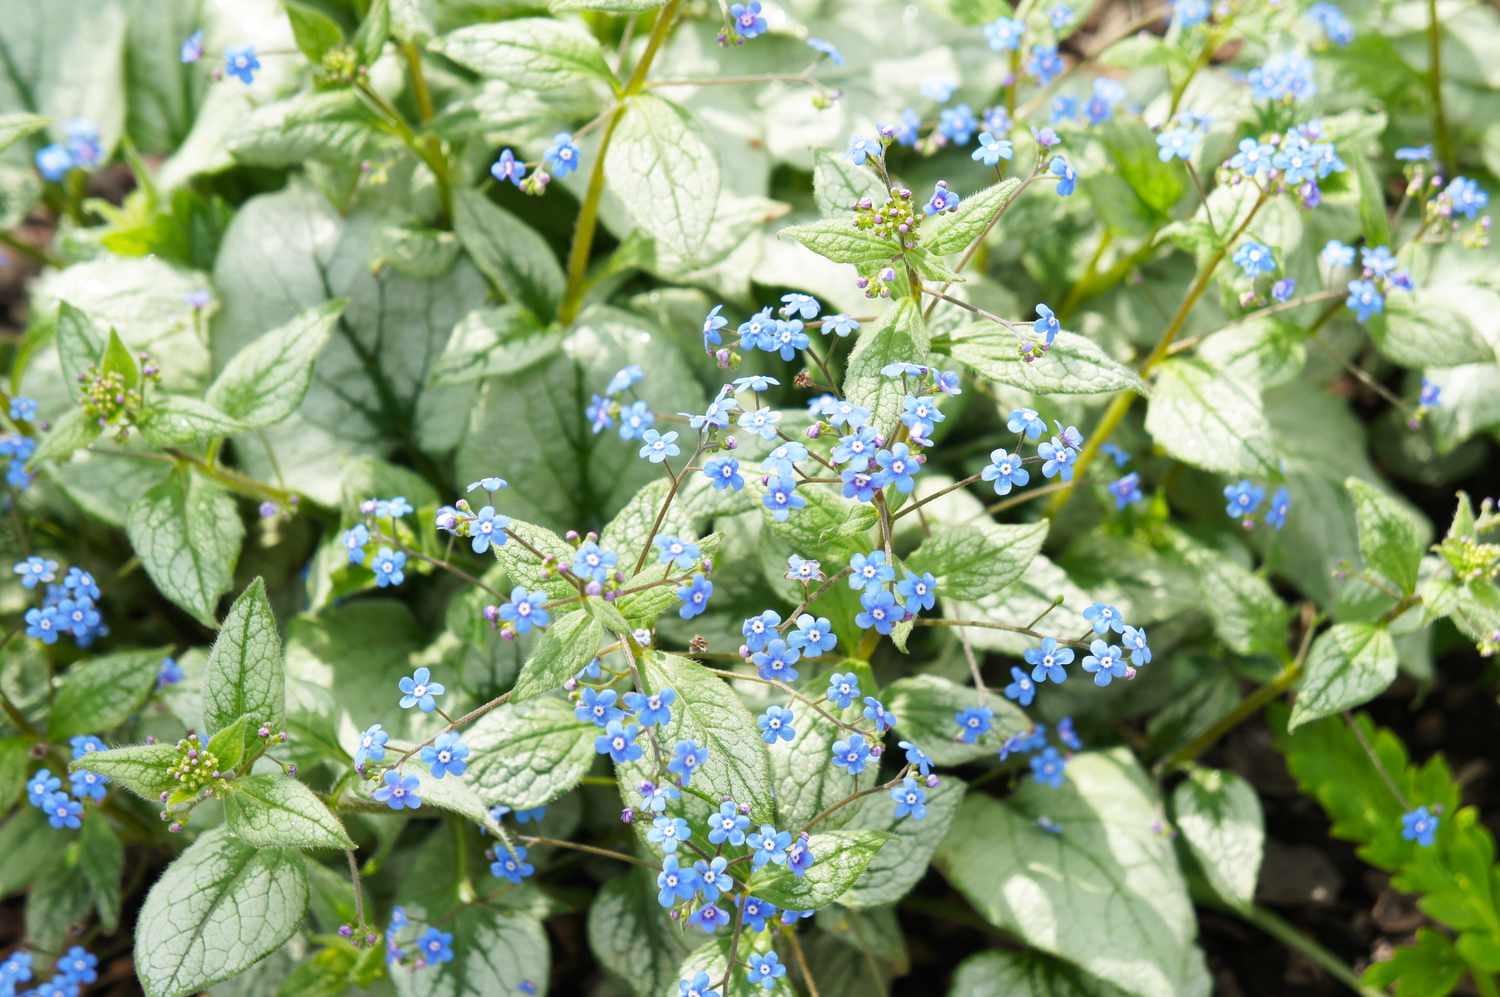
0,231,61,269
401,42,435,123
1426,0,1453,172
353,80,451,226
1471,969,1500,997
1235,903,1381,996
559,0,682,324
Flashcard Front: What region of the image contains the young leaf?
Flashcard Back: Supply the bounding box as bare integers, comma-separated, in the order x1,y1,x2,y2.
842,776,965,909
586,870,693,997
1145,358,1278,475
779,218,900,268
1289,622,1398,730
906,520,1048,601
924,177,1023,256
509,608,604,703
946,328,1146,395
0,739,25,812
136,396,244,447
764,486,878,563
27,407,101,465
125,470,245,628
204,577,286,736
606,95,722,268
750,829,890,910
844,300,929,432
101,328,141,390
428,18,616,90
465,696,598,810
206,299,346,429
55,301,107,402
1346,477,1427,595
283,0,345,62
224,773,356,850
205,715,251,773
72,743,180,801
1180,543,1291,658
453,188,564,322
135,825,309,997
48,646,171,739
884,675,1029,766
78,813,125,932
1171,766,1264,907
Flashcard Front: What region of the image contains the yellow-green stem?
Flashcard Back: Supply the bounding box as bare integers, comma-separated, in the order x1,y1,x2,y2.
1426,0,1453,171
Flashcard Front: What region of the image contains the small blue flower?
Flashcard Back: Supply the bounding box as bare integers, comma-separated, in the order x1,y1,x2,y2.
832,426,879,469
668,739,709,785
891,777,927,820
1401,806,1438,847
780,293,820,320
807,37,844,65
1082,602,1124,635
14,556,57,589
694,855,735,902
624,688,676,727
398,667,445,713
577,687,623,728
657,855,698,907
855,588,899,634
896,571,937,614
35,143,73,181
571,542,617,584
679,971,721,997
730,1,767,39
738,308,777,351
157,657,183,689
1110,472,1144,509
1156,127,1201,163
849,550,896,590
638,428,680,463
741,610,782,653
1050,2,1075,28
618,401,656,441
1028,45,1064,84
25,606,60,644
224,46,260,85
1445,176,1488,219
27,769,60,806
654,535,702,571
491,845,535,884
69,768,107,801
342,525,370,565
1223,480,1265,519
421,731,469,779
1233,241,1277,276
597,720,644,765
890,108,921,147
1228,137,1276,176
972,131,1014,167
416,928,453,964
1306,2,1354,44
747,951,787,989
371,547,406,588
1120,625,1152,667
786,834,814,877
8,396,36,421
180,29,204,64
62,566,100,600
985,16,1024,52
1026,637,1075,684
544,132,581,177
355,724,388,771
708,801,751,846
740,896,778,932
752,639,801,683
499,586,550,634
649,814,691,852
1081,640,1127,686
1005,666,1036,706
832,733,871,774
1248,51,1315,102
1007,408,1045,441
762,477,805,522
864,696,894,734
470,506,510,554
1049,156,1077,196
466,476,508,494
956,707,993,744
676,573,713,619
827,672,861,709
56,946,97,986
821,313,861,337
702,304,728,351
1031,746,1067,788
69,735,105,760
1033,303,1061,346
938,104,978,145
1265,486,1291,530
1038,437,1077,480
1320,239,1355,269
981,448,1029,495
605,364,644,397
638,780,680,813
757,705,796,744
874,443,920,493
41,791,82,829
1051,95,1079,124
788,614,837,655
490,148,526,187
1058,716,1083,750
923,181,960,216
373,770,421,810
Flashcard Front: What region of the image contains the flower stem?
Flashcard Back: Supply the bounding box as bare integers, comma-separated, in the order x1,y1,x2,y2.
1426,0,1453,172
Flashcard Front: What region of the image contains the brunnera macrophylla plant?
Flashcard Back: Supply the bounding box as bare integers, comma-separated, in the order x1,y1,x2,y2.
1,0,1499,994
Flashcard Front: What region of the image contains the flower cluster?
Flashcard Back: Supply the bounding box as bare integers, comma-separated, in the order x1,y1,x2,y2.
1221,122,1345,208
12,559,108,648
384,906,459,970
998,717,1084,790
0,945,97,995
488,132,582,197
1224,480,1291,531
1320,241,1415,324
984,411,1083,498
33,120,101,182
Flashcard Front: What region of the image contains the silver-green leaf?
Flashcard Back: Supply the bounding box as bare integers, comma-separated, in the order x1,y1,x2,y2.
125,470,245,628
465,696,598,810
224,774,356,850
204,577,285,736
1288,622,1397,730
206,299,346,429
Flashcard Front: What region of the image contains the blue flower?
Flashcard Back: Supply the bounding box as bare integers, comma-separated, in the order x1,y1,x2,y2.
1082,602,1124,635
1026,637,1075,684
1173,0,1210,26
491,845,535,884
668,739,709,785
398,667,445,713
981,448,1029,495
499,586,550,634
597,720,644,764
709,801,751,846
740,896,778,932
618,401,656,441
63,566,100,600
638,780,680,813
985,16,1024,51
900,740,932,776
938,104,978,145
41,791,81,829
955,707,993,743
8,396,36,421
822,313,861,337
675,572,713,620
355,724,388,771
923,181,960,216
70,768,107,801
685,902,725,934
571,542,617,584
757,705,796,744
890,108,922,147
624,688,676,727
638,429,680,463
654,535,702,571
752,639,801,683
1058,716,1083,750
1401,806,1438,847
864,696,894,734
421,731,469,779
874,444,920,493
827,672,861,709
157,658,183,690
224,46,260,84
765,441,807,480
702,304,728,351
466,476,508,494
786,834,814,877
577,688,623,728
35,144,73,181
1110,472,1144,509
1004,666,1037,706
848,135,880,166
1031,747,1067,788
827,398,871,428
747,951,787,989
1157,127,1201,162
490,148,526,187
849,551,895,591
25,606,60,644
1032,303,1061,346
769,319,810,360
27,769,60,806
1265,486,1291,530
1007,408,1045,441
14,556,57,589
180,29,204,63
1248,51,1315,102
891,778,928,820
694,855,735,902
832,426,879,469
544,132,581,176
741,610,782,653
1233,241,1277,276
971,131,1014,167
586,394,613,433
1395,145,1433,162
57,946,97,986
373,770,421,810
1445,176,1488,219
762,477,805,522
855,588,899,634
649,815,691,853
738,308,777,351
730,1,767,39
1051,95,1079,124
1081,640,1127,686
737,408,780,442
1228,137,1276,176
1050,2,1075,28
69,735,105,760
1223,480,1265,519
372,547,406,588
1272,278,1296,302
832,733,872,774
807,37,844,65
1049,156,1077,196
679,972,721,997
657,855,698,906
1028,45,1064,84
469,506,510,554
515,806,546,824
1120,625,1152,666
1306,3,1354,44
416,928,453,965
781,293,820,320
896,571,937,614
1038,437,1076,480
789,614,836,655
1321,240,1355,268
